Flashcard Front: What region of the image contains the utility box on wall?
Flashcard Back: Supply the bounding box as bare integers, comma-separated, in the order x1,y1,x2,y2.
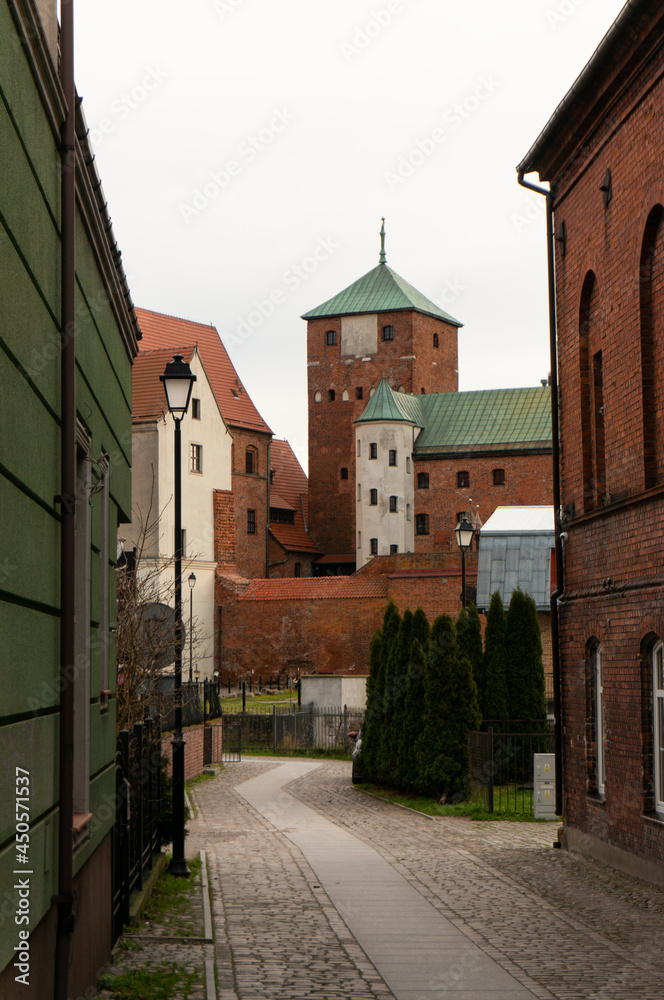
534,753,557,820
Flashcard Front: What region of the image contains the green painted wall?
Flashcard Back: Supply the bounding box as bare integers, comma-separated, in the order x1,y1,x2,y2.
0,0,135,977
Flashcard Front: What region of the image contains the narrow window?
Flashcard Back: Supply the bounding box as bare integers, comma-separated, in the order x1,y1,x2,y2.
328,389,336,402
417,472,429,490
356,386,363,400
245,449,254,474
357,531,361,549
406,504,412,522
457,470,469,488
247,509,256,534
357,483,362,501
390,544,399,555
433,333,439,349
191,397,201,420
340,467,348,480
416,513,429,535
369,387,375,398
493,468,505,486
370,489,378,506
588,642,605,797
314,391,322,403
406,457,411,473
342,389,349,401
326,330,337,345
370,538,378,555
190,444,203,473
389,450,397,467
389,495,398,512
383,325,394,341
294,562,302,578
369,443,377,460
653,641,664,813
357,440,361,457
421,387,426,395
179,528,187,558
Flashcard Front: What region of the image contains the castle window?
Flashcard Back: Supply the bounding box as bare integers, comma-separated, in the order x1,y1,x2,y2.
433,333,439,349
370,489,378,505
340,467,348,480
415,513,429,535
294,563,302,578
406,457,411,473
245,448,255,474
357,483,362,501
389,450,397,466
417,473,429,489
314,391,322,403
406,504,412,521
389,495,398,512
390,544,399,555
457,470,469,488
370,538,378,555
328,389,336,402
369,387,375,398
342,389,349,401
247,509,256,534
356,386,363,400
369,443,377,460
190,444,203,474
383,325,394,341
357,531,361,549
326,330,337,345
493,468,505,486
421,387,426,395
192,397,201,419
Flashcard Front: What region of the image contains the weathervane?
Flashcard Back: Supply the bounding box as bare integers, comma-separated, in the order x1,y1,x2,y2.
379,217,387,264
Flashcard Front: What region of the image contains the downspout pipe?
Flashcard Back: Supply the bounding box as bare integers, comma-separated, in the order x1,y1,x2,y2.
54,2,76,997
517,170,564,820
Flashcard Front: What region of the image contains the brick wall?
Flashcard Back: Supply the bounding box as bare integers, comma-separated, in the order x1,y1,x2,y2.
161,723,223,782
267,534,316,578
230,427,270,578
306,310,458,554
534,15,664,870
413,451,553,552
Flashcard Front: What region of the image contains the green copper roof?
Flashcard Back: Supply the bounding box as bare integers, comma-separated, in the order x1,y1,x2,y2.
302,264,463,325
355,382,551,453
355,378,425,426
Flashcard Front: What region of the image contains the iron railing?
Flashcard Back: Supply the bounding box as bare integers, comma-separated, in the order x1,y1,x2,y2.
468,724,555,815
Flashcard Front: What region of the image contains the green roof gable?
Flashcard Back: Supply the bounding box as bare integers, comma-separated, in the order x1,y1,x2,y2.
302,263,463,325
355,382,551,454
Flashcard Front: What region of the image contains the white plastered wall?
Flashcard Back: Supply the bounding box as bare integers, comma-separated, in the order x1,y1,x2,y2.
355,420,415,567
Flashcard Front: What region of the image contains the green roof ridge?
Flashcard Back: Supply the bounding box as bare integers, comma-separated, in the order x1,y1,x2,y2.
302,263,462,325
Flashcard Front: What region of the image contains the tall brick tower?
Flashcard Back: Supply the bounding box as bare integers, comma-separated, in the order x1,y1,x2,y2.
303,223,462,563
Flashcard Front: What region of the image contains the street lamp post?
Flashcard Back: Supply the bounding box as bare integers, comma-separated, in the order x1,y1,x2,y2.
188,572,196,683
160,354,196,878
454,515,475,610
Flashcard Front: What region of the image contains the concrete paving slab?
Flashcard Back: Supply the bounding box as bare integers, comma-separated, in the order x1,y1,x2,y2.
237,761,537,1000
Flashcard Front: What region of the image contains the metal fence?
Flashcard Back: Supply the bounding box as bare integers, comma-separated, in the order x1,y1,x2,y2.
218,704,364,754
113,716,163,939
468,724,555,815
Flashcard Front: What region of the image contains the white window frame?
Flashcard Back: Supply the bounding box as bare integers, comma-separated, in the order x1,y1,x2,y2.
653,641,664,813
594,644,605,797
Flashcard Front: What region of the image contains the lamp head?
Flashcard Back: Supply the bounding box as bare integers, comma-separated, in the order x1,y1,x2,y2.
160,355,197,416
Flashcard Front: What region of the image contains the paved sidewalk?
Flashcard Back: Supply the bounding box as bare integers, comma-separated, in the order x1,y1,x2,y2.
186,757,664,1000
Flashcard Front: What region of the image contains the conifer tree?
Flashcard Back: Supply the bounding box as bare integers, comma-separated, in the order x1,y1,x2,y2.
357,629,382,781
505,589,547,727
361,602,401,783
456,603,484,712
379,609,413,783
415,615,480,798
395,636,428,789
482,590,508,723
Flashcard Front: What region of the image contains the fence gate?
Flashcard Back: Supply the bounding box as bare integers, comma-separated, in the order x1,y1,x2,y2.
220,720,241,762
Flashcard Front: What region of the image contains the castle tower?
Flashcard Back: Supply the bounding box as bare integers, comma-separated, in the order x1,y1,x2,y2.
303,224,462,561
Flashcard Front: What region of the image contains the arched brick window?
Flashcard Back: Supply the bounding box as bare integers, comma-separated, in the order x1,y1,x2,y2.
640,205,664,489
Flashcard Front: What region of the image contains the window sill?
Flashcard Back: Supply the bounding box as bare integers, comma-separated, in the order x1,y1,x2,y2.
73,812,93,850
587,792,606,806
643,811,664,827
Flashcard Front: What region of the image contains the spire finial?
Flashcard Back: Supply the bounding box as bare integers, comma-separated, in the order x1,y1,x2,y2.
379,217,387,264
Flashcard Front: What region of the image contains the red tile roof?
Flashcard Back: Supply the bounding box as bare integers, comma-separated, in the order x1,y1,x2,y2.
237,575,388,601
269,439,319,555
135,308,272,435
132,346,196,422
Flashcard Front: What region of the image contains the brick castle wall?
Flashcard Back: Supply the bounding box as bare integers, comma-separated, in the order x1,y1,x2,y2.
230,428,270,578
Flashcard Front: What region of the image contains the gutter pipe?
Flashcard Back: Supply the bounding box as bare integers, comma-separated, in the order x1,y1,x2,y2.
54,1,76,997
517,170,564,820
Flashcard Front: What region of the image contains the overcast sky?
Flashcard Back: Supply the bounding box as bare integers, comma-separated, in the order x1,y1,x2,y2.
75,0,627,470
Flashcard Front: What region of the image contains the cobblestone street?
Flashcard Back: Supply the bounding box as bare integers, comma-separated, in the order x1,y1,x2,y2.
181,758,664,999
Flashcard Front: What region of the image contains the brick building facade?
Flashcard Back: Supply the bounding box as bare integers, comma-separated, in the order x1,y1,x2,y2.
519,0,664,882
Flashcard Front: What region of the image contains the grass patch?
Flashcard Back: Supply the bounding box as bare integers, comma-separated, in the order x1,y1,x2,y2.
186,770,218,786
140,854,202,927
98,964,199,999
220,691,297,709
359,784,553,821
